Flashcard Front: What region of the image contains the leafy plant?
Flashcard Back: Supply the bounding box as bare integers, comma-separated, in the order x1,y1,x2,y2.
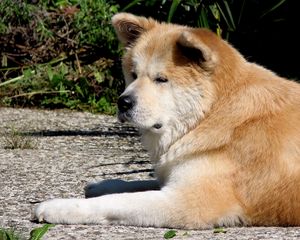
120,0,288,40
0,224,54,240
1,58,118,113
0,0,121,114
0,0,34,32
163,230,177,239
0,228,22,240
72,0,119,50
121,0,237,39
29,224,55,240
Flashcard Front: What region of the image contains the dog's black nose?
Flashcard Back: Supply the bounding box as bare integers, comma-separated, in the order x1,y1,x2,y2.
118,95,135,113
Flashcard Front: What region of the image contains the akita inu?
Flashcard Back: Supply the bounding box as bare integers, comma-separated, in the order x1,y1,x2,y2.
34,13,300,229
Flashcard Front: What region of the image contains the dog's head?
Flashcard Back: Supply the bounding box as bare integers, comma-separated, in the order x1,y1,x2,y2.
112,13,239,135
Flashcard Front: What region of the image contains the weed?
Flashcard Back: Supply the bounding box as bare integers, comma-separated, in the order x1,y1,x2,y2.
0,0,121,114
0,224,54,240
0,228,22,240
3,127,37,150
0,56,118,114
164,230,177,239
213,227,227,233
29,224,55,240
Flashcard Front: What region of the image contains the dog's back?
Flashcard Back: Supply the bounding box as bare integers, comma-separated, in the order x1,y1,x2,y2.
229,66,300,226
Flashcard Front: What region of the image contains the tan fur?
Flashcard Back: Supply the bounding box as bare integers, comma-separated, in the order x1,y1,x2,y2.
113,13,300,227
34,13,300,229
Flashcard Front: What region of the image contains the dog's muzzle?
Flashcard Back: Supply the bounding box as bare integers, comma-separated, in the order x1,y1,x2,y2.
117,94,136,122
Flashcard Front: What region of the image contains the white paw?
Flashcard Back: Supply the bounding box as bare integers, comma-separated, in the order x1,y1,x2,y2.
34,199,84,224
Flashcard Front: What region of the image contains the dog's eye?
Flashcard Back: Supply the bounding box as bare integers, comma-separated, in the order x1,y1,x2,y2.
131,72,137,80
154,77,168,83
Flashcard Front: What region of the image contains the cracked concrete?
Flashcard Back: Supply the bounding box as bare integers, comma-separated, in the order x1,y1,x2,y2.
1,107,300,239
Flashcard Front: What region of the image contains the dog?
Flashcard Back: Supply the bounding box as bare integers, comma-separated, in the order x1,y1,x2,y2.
34,13,300,229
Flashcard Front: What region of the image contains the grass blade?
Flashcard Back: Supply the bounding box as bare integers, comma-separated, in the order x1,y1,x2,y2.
167,0,181,22
0,228,21,240
0,71,35,87
216,2,234,31
29,224,55,240
238,0,246,26
164,230,177,239
198,7,210,29
216,3,229,30
260,0,287,19
223,0,236,30
121,0,141,12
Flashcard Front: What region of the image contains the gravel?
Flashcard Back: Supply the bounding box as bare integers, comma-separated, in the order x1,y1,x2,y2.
1,107,300,239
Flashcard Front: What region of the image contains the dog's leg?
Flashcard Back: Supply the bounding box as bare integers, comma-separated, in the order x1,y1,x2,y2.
35,185,244,228
34,189,185,227
84,179,160,198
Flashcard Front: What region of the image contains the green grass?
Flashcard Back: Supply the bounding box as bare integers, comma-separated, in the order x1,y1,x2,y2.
0,228,22,240
29,224,55,240
164,230,177,239
0,224,54,240
0,0,121,114
0,58,118,114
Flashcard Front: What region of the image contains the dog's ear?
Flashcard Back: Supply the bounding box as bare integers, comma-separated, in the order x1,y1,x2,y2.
112,13,157,47
177,31,218,70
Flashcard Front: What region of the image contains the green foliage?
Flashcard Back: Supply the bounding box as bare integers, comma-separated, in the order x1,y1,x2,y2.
0,58,117,114
0,224,54,240
0,0,34,33
0,228,22,240
29,224,55,240
121,0,288,40
72,0,118,50
120,0,236,38
0,0,121,114
163,230,177,239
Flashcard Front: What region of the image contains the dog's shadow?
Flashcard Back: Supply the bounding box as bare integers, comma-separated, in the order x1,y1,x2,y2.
85,179,160,198
23,129,159,198
23,126,139,138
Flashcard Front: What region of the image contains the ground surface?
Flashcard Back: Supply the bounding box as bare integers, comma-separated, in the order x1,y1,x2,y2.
1,107,300,240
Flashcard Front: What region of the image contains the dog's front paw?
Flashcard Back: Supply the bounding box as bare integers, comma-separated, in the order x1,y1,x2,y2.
34,199,84,224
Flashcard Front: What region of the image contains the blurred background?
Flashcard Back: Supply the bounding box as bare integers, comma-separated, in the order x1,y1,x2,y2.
0,0,298,114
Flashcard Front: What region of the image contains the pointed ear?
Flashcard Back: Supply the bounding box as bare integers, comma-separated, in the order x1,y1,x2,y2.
112,13,157,47
176,31,218,70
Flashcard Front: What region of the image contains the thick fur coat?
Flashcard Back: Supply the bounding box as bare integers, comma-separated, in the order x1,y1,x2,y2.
34,13,300,229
